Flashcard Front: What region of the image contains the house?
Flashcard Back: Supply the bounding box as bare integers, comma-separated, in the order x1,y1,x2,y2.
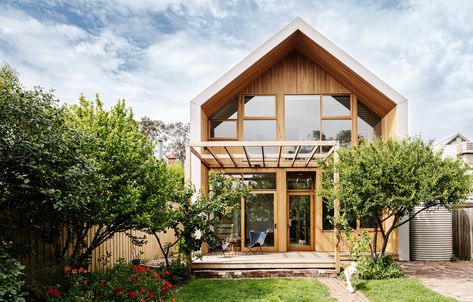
435,133,473,260
186,18,409,271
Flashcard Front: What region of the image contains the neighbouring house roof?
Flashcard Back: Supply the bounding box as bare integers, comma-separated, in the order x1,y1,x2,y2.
190,17,407,117
435,133,471,147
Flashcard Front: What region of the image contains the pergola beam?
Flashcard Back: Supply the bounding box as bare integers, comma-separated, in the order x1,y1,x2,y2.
224,146,237,167
189,146,210,168
243,146,252,168
205,146,224,168
261,146,266,168
290,146,301,167
304,146,319,167
333,143,340,273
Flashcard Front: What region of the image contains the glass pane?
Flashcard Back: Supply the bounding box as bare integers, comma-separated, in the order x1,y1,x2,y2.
245,193,274,247
289,195,311,246
210,120,237,138
357,101,382,143
244,173,276,190
322,200,333,230
360,215,375,229
322,96,350,116
243,120,276,141
244,96,275,117
285,95,320,141
215,202,241,241
287,172,314,190
211,97,238,119
322,120,352,147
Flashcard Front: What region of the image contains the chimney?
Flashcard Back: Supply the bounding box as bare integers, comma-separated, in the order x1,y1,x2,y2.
167,150,176,165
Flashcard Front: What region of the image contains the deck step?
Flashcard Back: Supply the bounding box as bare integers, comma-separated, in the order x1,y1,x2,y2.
193,268,338,279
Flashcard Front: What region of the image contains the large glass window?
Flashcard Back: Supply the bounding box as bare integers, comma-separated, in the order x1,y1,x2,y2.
284,95,320,141
322,120,352,147
357,101,382,143
243,120,277,141
244,96,276,117
209,97,238,139
244,173,276,190
245,193,275,247
322,96,351,116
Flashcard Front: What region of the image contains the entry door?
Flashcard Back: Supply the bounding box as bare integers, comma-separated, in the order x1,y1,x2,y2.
287,193,313,251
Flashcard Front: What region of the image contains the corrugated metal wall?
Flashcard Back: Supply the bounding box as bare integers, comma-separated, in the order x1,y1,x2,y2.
410,206,452,260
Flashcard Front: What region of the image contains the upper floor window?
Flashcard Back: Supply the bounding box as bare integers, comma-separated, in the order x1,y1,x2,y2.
284,95,320,141
209,97,238,139
243,95,277,141
357,101,381,143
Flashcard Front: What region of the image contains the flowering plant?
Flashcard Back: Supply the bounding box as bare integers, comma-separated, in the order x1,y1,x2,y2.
46,263,175,301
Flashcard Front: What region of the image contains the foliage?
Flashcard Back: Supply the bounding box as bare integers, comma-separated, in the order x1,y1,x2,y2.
358,278,456,302
155,260,192,286
62,97,169,264
0,245,27,302
141,168,247,267
174,278,336,302
0,63,95,263
357,255,403,280
321,138,471,259
345,229,371,261
45,263,174,301
140,117,190,162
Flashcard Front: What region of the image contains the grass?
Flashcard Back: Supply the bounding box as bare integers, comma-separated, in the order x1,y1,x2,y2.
356,278,456,302
173,278,336,302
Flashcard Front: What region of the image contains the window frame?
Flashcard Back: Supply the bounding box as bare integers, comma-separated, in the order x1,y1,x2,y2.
242,94,278,141
208,97,239,140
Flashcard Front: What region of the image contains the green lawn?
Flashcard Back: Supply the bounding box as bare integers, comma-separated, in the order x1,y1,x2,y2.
357,278,456,302
173,278,336,302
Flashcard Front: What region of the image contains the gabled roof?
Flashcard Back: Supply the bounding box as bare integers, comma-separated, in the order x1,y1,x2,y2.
191,17,407,116
435,133,471,146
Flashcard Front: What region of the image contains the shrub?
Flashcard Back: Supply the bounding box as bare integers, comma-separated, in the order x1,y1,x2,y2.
156,260,192,286
357,255,404,280
0,248,27,302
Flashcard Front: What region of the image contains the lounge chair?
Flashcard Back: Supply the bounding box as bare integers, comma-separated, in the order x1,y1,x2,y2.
246,230,268,254
207,240,229,256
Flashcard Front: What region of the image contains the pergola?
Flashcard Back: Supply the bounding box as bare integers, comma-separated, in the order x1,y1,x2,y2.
186,140,341,272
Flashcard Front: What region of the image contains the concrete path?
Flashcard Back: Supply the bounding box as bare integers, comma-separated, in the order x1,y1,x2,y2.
319,277,369,302
401,261,473,302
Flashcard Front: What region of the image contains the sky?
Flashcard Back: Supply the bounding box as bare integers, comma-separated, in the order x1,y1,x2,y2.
1,0,473,142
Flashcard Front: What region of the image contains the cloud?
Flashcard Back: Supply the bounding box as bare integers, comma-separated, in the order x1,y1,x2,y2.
1,0,473,140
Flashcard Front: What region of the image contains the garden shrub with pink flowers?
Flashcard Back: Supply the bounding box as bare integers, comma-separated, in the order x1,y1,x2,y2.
46,262,175,301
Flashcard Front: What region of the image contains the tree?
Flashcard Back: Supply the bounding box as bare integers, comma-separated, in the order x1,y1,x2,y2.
140,117,190,162
63,97,167,263
140,169,247,267
321,138,471,259
0,64,94,259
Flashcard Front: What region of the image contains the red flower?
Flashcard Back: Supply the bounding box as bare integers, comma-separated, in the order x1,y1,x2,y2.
78,267,88,273
71,268,78,274
128,291,137,298
160,298,165,302
46,288,61,297
164,281,173,289
140,286,145,293
140,299,146,302
151,271,158,277
162,270,170,276
148,291,155,298
172,298,177,302
156,276,162,282
99,280,106,287
64,266,72,272
113,287,121,294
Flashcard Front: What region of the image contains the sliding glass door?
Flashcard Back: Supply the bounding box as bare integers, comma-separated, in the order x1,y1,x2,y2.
244,192,276,249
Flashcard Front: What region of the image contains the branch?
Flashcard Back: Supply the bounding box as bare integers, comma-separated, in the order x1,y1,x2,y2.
395,203,439,229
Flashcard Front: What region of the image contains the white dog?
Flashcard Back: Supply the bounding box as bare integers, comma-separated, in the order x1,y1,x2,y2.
344,262,358,293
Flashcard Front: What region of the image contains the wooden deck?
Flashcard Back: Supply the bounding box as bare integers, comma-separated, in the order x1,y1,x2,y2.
192,251,335,270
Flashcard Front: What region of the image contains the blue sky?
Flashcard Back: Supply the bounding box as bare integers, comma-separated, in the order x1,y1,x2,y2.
1,0,473,141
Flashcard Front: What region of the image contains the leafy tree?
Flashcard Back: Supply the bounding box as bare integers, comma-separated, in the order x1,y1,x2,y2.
63,97,167,263
0,64,94,259
321,138,471,259
141,169,247,267
140,117,190,162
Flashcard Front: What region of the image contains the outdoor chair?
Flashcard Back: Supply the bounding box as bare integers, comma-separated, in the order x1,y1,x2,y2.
246,230,268,254
206,240,229,256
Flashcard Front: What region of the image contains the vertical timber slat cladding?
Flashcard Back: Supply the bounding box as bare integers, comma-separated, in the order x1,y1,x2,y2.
453,207,473,260
241,50,349,96
410,206,453,260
